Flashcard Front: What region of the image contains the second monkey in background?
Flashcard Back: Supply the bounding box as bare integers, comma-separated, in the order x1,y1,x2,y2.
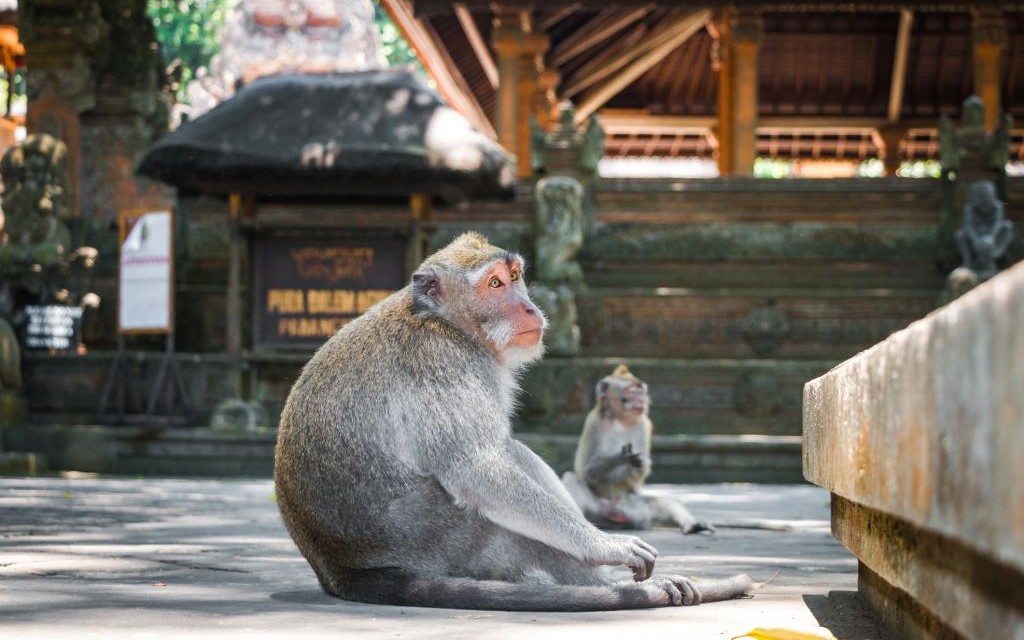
562,365,716,535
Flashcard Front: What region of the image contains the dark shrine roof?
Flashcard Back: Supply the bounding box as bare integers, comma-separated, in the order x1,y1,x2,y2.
137,70,516,202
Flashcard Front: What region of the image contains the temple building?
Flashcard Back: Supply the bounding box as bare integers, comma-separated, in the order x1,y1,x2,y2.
0,0,1021,483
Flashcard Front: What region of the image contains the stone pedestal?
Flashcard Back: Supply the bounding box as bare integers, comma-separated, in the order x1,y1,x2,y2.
804,261,1024,639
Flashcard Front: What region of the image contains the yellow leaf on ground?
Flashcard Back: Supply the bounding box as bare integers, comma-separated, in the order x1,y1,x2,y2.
733,627,838,640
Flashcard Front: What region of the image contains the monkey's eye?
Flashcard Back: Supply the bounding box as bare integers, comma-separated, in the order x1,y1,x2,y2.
510,270,520,282
488,276,503,288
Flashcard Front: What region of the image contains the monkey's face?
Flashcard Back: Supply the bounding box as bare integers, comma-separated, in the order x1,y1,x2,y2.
411,233,547,370
599,375,649,422
472,257,547,367
613,381,648,417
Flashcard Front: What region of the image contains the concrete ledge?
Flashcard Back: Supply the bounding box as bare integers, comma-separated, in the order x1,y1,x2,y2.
803,261,1024,639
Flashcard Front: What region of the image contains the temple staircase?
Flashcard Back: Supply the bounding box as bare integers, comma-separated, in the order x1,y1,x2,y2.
517,177,954,483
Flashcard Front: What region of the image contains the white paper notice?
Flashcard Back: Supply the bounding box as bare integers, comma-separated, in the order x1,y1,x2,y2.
119,211,173,332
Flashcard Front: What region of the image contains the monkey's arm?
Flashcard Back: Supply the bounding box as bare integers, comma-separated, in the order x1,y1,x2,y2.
509,439,583,513
584,449,648,489
428,437,657,580
583,453,631,480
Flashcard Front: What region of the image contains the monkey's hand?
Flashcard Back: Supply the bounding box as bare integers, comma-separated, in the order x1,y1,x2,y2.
620,444,645,469
594,533,657,582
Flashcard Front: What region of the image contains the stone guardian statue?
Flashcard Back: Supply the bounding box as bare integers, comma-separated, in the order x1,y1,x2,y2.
530,176,585,356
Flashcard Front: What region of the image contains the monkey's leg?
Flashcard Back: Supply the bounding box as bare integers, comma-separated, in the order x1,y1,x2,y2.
330,566,749,611
326,521,751,611
647,494,716,535
561,471,634,528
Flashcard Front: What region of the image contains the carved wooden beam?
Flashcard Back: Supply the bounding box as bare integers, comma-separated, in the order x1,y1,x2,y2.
560,17,649,98
540,4,581,30
599,109,941,133
888,8,913,123
380,0,496,138
551,6,650,66
414,1,1008,18
575,9,710,123
454,3,499,88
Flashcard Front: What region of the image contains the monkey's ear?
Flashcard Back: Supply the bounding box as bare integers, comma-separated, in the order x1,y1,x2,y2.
411,268,443,312
596,380,610,415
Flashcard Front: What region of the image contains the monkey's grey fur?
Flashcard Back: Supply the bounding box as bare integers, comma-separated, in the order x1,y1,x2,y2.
275,233,752,611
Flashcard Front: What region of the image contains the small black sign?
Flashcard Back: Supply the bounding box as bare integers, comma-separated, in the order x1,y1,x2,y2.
253,236,407,349
22,305,84,351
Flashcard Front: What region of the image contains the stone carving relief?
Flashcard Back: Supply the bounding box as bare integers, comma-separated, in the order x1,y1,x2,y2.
938,95,1013,271
185,0,386,119
954,180,1014,279
741,301,790,357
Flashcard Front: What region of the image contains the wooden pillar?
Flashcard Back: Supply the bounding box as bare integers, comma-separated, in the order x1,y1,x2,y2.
731,10,762,176
712,13,733,175
715,10,762,176
493,10,550,178
493,10,526,163
226,193,254,400
874,123,908,177
972,8,1007,132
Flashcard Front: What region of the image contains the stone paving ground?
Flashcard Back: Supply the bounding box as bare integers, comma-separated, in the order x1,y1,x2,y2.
0,477,888,639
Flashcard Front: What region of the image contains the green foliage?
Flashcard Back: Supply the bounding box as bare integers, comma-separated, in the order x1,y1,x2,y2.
372,0,422,72
147,0,230,103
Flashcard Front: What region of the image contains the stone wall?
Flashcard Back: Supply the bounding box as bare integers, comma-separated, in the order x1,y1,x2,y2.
804,261,1024,639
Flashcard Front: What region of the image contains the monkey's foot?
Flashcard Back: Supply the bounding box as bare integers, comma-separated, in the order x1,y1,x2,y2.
645,574,702,606
681,520,716,535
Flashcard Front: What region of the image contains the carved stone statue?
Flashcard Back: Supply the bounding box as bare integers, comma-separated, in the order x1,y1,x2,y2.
0,134,97,422
938,95,1012,270
528,283,580,357
954,180,1014,280
531,176,585,357
532,102,603,238
535,176,584,284
185,0,385,120
0,133,73,269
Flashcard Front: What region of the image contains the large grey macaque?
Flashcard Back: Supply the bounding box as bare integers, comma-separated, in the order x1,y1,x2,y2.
275,232,751,611
562,365,715,535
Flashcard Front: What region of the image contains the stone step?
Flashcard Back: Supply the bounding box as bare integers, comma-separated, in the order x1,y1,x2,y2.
583,221,939,263
576,287,938,359
3,424,275,476
584,259,945,290
519,356,829,438
519,433,805,485
3,422,803,483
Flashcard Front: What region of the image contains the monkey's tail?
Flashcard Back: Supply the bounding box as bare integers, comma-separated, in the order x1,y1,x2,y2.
694,573,755,602
328,568,752,612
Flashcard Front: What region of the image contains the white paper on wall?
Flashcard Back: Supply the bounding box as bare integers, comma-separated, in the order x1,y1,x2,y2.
119,211,173,333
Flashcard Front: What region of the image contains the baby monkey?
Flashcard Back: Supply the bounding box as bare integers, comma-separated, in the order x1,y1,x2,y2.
562,365,715,535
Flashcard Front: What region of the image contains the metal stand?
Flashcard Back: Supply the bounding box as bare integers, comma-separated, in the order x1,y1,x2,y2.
97,335,144,424
145,332,193,424
97,332,193,428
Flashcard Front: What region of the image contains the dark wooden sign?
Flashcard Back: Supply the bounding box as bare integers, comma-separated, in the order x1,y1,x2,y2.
253,236,406,349
21,305,84,351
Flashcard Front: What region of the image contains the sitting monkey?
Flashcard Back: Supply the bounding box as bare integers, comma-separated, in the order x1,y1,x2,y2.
562,365,715,535
275,233,750,611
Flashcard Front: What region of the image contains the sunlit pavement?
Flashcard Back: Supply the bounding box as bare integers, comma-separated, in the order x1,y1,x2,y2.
0,477,885,639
